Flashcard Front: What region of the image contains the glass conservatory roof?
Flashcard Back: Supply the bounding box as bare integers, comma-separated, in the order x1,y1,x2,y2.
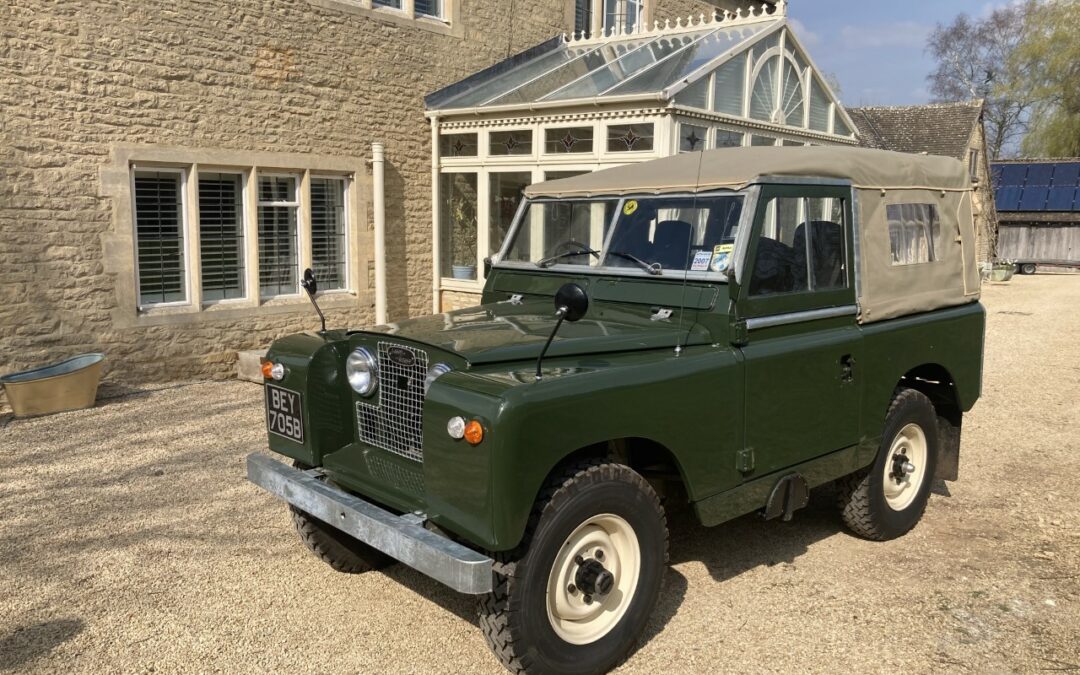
426,19,781,111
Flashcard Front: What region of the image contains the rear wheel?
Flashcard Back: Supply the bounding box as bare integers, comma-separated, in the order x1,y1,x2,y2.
479,459,667,675
289,462,391,574
1020,263,1037,275
836,389,939,541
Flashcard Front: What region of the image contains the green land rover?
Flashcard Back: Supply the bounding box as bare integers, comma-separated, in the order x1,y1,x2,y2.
248,146,985,674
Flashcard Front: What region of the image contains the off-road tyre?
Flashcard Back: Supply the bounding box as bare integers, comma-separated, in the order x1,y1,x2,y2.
836,388,939,541
478,458,668,675
289,462,392,574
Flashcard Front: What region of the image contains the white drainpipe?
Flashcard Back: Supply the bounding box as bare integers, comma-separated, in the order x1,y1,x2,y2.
372,142,387,325
430,116,441,314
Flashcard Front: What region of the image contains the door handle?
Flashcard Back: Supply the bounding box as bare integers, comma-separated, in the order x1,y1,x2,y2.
840,354,855,383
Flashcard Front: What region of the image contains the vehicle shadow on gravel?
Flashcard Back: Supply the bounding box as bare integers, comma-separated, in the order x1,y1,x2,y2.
666,487,845,583
0,618,84,671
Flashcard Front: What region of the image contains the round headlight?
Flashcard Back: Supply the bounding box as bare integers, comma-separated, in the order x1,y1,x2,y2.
346,347,378,396
424,362,453,394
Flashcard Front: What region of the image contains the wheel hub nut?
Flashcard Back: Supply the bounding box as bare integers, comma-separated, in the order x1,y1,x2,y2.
574,557,615,597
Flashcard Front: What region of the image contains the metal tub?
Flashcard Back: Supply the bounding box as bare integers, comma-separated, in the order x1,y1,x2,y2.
1,353,105,418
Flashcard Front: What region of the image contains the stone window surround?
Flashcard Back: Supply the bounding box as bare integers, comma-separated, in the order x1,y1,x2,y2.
100,146,371,329
308,0,463,38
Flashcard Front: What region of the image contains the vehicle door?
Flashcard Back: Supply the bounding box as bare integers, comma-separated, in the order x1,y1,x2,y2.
733,184,861,478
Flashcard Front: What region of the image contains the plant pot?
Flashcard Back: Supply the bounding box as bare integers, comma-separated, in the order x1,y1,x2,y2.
451,265,477,280
0,353,105,418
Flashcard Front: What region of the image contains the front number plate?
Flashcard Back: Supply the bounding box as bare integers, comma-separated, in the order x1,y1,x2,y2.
265,384,304,443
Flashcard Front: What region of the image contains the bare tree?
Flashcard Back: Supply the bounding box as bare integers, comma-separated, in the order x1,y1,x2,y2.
926,5,1033,158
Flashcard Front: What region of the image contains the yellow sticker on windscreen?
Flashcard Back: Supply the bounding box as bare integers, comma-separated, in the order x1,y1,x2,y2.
623,200,638,216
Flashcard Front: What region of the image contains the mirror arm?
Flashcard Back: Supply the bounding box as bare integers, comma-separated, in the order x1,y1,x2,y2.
305,291,327,334
534,307,567,382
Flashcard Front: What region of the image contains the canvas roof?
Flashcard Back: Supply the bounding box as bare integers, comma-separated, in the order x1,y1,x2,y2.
522,146,972,197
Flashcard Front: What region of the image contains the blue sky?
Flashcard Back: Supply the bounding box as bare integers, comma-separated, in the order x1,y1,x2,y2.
786,0,1006,107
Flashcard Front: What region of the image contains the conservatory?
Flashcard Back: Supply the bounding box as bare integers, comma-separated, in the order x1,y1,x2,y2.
424,0,860,310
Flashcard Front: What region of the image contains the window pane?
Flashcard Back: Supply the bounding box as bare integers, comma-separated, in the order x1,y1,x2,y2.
440,173,478,279
679,124,708,153
808,78,830,132
489,129,533,156
781,59,805,126
750,135,776,146
503,200,617,264
712,53,746,116
490,172,531,256
258,175,298,296
782,139,805,147
674,77,709,109
607,123,654,152
834,115,852,137
803,197,847,290
750,55,778,121
415,0,441,17
749,196,809,295
134,171,186,305
373,0,401,8
199,172,244,302
545,126,594,154
713,130,742,148
574,0,592,37
440,133,477,157
311,177,347,291
887,203,941,265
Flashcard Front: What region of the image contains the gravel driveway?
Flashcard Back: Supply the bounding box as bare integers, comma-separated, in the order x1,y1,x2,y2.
2,275,1078,673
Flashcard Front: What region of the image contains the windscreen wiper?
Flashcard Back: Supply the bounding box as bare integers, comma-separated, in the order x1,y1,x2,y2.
608,251,662,275
536,248,600,268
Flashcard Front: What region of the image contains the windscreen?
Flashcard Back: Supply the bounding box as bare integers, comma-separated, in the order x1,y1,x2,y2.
499,193,744,276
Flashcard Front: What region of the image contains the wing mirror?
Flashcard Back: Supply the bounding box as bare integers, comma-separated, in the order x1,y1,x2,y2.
300,268,327,333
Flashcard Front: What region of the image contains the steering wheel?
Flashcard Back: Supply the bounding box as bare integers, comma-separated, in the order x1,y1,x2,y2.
551,240,599,258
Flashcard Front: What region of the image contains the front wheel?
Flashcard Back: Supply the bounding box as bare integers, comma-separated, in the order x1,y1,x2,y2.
1019,262,1037,275
479,459,668,675
836,388,939,541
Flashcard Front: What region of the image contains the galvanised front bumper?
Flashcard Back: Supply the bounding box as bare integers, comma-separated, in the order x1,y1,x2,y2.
246,453,493,594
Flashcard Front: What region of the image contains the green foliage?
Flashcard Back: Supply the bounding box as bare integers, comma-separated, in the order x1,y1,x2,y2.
1007,0,1080,157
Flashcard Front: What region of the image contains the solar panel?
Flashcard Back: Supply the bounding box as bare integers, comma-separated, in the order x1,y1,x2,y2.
995,186,1023,211
1046,186,1077,211
996,164,1028,187
1019,186,1050,210
1026,163,1054,186
1052,163,1080,186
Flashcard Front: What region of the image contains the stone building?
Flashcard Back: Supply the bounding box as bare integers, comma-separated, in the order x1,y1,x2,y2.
848,100,998,263
0,0,757,398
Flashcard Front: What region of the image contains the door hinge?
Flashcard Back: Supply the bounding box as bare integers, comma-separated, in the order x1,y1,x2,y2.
731,319,748,346
736,447,755,474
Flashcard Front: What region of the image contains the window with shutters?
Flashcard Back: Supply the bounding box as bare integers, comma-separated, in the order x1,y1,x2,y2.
310,177,348,291
199,172,246,302
134,169,188,307
258,175,301,297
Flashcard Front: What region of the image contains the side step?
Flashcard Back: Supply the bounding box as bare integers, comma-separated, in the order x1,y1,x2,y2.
762,473,810,521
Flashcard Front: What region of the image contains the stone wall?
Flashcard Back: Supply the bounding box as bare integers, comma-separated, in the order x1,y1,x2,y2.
968,121,999,263
0,0,573,399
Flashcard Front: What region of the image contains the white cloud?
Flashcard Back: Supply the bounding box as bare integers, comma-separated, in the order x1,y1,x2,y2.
838,21,933,49
788,18,820,47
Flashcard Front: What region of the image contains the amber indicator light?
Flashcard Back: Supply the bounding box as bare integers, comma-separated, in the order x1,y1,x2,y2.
463,420,485,445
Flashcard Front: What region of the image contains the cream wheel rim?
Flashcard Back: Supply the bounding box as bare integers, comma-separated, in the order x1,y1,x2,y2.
882,422,928,511
545,513,641,645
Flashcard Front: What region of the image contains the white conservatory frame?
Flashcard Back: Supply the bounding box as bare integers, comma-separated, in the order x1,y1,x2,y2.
425,0,859,309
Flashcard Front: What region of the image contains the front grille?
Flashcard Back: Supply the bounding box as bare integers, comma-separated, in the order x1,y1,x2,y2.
356,341,428,462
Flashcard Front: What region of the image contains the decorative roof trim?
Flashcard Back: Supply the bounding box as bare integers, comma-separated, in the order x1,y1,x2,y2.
669,105,860,144
563,0,786,46
436,108,669,131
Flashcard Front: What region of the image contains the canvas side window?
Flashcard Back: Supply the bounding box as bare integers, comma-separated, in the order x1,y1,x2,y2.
887,203,941,265
749,196,847,295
